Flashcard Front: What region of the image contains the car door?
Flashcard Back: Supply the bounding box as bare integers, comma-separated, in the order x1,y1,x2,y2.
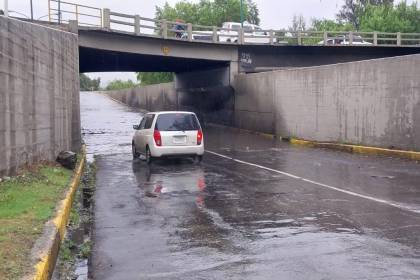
140,114,155,153
135,117,146,153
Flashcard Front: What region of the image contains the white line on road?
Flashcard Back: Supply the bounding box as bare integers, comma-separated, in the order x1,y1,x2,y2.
206,150,420,215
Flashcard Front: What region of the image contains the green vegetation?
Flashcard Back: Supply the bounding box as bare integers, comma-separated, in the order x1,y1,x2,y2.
56,161,96,279
105,79,138,90
359,2,420,33
80,74,101,91
137,72,174,86
155,0,260,26
0,165,72,279
337,0,394,30
310,1,419,33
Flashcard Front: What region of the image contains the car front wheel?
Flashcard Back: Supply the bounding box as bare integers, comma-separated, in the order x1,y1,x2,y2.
132,143,139,159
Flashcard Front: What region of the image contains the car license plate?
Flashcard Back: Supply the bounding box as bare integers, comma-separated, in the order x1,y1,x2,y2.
173,135,187,144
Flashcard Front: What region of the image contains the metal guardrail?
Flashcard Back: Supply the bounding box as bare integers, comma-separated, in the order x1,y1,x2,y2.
48,0,102,27
48,2,420,47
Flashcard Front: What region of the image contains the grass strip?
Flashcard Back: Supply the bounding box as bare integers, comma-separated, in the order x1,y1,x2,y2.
0,165,72,280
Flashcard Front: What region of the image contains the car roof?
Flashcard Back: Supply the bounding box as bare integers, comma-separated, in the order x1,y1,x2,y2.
146,111,197,115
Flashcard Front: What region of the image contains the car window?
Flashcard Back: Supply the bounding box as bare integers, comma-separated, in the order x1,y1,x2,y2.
155,113,200,131
243,25,253,32
353,37,363,42
139,118,146,130
231,24,241,31
144,114,155,129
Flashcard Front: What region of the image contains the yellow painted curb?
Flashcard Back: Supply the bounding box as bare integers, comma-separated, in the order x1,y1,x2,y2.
289,138,420,161
32,146,86,280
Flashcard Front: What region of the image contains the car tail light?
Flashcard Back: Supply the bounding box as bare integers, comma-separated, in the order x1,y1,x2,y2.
197,130,203,145
154,130,162,146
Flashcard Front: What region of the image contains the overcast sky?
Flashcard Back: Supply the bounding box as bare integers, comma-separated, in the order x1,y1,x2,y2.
4,0,415,85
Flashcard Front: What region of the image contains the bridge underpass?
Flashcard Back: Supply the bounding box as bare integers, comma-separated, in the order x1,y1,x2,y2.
77,27,420,127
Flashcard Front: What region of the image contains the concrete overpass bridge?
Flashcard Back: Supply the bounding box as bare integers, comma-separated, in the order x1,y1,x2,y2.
60,4,419,125
53,3,420,77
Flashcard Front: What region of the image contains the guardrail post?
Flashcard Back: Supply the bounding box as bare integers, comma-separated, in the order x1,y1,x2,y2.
103,8,110,29
212,26,218,43
162,20,168,39
349,31,353,45
269,30,274,45
297,31,302,45
134,15,140,35
397,32,401,46
68,20,78,34
187,23,193,41
323,31,328,45
373,31,378,46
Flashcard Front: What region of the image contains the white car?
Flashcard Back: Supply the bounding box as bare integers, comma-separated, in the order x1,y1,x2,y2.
318,35,372,46
219,22,273,44
132,111,204,164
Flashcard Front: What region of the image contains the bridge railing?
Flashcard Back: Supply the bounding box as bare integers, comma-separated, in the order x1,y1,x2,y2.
48,0,102,27
48,2,420,47
100,9,420,47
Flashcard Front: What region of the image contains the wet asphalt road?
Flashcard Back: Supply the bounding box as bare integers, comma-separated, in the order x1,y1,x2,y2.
81,92,420,280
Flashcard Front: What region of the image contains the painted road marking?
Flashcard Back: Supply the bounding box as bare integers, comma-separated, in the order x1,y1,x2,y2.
206,150,420,215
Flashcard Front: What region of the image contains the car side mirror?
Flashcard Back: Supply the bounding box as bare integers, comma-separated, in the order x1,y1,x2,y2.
133,125,140,130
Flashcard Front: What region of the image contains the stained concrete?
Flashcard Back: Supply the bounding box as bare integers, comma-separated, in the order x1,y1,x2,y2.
235,54,420,151
0,17,80,175
107,83,177,112
106,66,236,126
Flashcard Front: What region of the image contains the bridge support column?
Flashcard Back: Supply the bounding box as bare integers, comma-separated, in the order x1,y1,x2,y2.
230,60,239,88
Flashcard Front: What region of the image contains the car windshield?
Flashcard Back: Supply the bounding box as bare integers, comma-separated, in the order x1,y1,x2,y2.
231,24,241,30
155,113,200,131
243,25,253,32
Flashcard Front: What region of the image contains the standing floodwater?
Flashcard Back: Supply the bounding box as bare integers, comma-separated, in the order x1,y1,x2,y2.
80,92,142,161
82,91,420,280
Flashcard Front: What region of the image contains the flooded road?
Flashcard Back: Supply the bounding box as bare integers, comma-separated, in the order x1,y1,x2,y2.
81,92,420,280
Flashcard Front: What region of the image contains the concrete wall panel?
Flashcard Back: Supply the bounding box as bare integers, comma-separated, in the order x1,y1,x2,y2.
0,17,80,175
235,54,420,151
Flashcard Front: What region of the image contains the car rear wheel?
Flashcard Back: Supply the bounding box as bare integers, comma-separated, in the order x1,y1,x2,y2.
132,143,139,159
195,155,203,164
146,146,153,165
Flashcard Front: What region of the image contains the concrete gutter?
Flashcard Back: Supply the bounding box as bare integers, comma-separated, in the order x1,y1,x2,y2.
25,146,86,280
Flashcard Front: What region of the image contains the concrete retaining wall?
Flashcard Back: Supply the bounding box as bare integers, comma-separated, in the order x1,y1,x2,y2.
0,17,80,175
235,54,420,151
107,82,177,111
106,78,235,126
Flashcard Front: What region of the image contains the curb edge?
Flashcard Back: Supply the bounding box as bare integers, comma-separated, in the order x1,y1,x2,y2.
31,145,86,280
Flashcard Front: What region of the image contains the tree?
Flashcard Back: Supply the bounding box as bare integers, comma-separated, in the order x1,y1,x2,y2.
155,0,260,27
145,0,261,85
105,79,137,90
359,2,420,33
289,14,306,32
310,19,353,32
137,73,174,86
80,74,100,91
337,0,394,29
246,0,260,25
